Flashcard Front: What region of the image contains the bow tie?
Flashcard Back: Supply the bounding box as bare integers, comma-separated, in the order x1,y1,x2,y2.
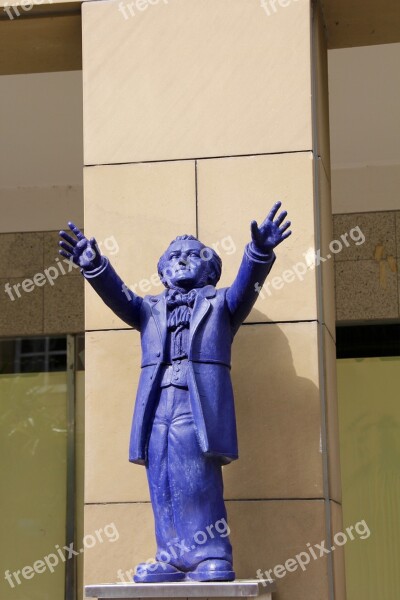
167,289,198,309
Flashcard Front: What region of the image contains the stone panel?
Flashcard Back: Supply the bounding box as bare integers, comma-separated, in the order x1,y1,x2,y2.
83,500,329,600
82,0,312,165
318,159,336,340
85,329,149,504
197,152,317,324
313,3,331,181
84,161,196,331
225,322,323,500
323,325,341,503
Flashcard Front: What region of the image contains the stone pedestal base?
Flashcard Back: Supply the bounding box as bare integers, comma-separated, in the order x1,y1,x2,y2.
85,579,275,600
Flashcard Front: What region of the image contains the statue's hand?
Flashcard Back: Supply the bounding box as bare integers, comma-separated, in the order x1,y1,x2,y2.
250,201,291,253
59,221,102,270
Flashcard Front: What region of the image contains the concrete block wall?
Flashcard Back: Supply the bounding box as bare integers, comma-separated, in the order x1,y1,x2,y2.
333,211,400,321
0,231,84,336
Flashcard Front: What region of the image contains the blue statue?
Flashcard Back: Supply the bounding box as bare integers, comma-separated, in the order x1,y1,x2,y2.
59,202,291,583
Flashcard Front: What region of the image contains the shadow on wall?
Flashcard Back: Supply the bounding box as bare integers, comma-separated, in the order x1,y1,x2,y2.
225,307,321,502
225,307,325,590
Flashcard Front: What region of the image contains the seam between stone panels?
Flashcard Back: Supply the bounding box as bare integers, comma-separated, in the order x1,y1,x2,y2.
226,498,326,502
85,501,152,506
325,324,336,347
330,498,342,508
84,498,327,506
83,149,313,169
195,159,199,238
85,327,135,333
320,154,331,186
84,320,320,334
242,320,318,326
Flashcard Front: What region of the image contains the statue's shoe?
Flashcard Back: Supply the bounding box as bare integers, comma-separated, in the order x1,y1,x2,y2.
134,562,185,583
186,559,235,582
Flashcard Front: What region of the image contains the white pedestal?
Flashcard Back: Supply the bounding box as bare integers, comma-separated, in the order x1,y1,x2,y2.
85,579,275,600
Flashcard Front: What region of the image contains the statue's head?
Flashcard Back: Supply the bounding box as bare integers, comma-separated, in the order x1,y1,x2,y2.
157,235,222,291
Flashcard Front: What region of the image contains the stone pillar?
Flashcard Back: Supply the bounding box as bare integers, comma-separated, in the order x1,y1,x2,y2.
82,1,344,599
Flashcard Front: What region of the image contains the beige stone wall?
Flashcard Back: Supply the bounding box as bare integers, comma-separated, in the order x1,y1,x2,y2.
82,1,343,599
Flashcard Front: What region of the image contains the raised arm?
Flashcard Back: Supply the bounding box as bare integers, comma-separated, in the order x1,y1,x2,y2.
59,222,143,330
226,201,291,332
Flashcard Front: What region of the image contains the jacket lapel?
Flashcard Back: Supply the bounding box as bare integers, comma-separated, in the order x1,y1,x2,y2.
150,292,167,351
189,286,216,348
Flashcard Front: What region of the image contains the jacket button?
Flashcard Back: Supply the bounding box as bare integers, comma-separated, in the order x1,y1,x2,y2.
156,351,161,357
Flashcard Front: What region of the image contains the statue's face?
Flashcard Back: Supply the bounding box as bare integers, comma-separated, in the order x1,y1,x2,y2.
162,239,208,290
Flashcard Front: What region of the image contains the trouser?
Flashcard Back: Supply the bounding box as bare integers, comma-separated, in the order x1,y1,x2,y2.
146,385,233,571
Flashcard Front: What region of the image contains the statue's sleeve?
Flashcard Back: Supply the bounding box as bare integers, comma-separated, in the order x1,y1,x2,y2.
82,256,143,331
226,243,275,334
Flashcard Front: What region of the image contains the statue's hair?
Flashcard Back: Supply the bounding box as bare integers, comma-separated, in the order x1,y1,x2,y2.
157,235,222,289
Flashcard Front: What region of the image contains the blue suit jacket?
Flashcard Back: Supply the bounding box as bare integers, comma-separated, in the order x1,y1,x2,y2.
84,243,275,466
